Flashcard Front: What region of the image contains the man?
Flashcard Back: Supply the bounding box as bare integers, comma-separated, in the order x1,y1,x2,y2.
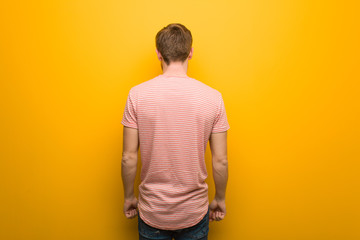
121,23,230,240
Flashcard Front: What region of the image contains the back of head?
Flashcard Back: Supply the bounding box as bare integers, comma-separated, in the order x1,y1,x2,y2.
155,23,193,65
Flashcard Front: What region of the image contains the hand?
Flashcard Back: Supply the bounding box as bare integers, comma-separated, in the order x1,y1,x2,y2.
209,198,226,222
123,196,138,219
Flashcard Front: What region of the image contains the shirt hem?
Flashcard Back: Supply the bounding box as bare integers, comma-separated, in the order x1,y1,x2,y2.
121,121,138,129
211,126,230,133
139,206,209,231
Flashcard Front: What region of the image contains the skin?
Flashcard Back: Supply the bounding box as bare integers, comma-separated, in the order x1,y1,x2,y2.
155,47,193,76
121,48,228,222
208,131,228,222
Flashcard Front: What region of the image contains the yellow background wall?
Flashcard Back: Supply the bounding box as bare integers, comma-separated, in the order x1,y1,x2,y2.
1,0,359,239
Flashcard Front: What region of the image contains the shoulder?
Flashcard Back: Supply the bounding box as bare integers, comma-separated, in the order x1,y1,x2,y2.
185,77,220,93
127,75,162,96
128,75,222,99
188,77,222,99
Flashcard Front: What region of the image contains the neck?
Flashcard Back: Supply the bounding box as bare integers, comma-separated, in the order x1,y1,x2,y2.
161,60,188,77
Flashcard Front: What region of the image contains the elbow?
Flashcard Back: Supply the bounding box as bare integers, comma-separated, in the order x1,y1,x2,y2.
213,156,228,168
122,152,137,167
220,158,228,167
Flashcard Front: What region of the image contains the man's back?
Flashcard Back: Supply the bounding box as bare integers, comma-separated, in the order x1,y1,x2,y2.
122,74,230,230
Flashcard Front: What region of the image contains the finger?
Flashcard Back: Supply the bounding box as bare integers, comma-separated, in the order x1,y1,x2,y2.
216,211,222,221
132,209,137,218
130,209,135,218
126,209,135,219
209,213,213,222
211,212,216,220
209,210,214,218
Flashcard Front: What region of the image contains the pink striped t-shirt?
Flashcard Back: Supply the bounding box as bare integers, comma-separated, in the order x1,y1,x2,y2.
121,74,230,230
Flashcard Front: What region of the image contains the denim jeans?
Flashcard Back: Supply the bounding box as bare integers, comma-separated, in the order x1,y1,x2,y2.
138,208,210,240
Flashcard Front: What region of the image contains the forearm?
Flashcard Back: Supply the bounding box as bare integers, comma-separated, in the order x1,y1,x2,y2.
121,154,138,199
212,158,228,200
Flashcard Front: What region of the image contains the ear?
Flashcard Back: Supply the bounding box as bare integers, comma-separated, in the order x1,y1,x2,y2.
188,47,194,60
156,49,163,61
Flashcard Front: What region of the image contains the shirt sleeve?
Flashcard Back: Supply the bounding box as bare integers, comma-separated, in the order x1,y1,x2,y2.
212,94,230,133
121,90,138,129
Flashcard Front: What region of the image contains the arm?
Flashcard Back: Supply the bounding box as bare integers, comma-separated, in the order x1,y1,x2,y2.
121,126,139,219
209,131,228,221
